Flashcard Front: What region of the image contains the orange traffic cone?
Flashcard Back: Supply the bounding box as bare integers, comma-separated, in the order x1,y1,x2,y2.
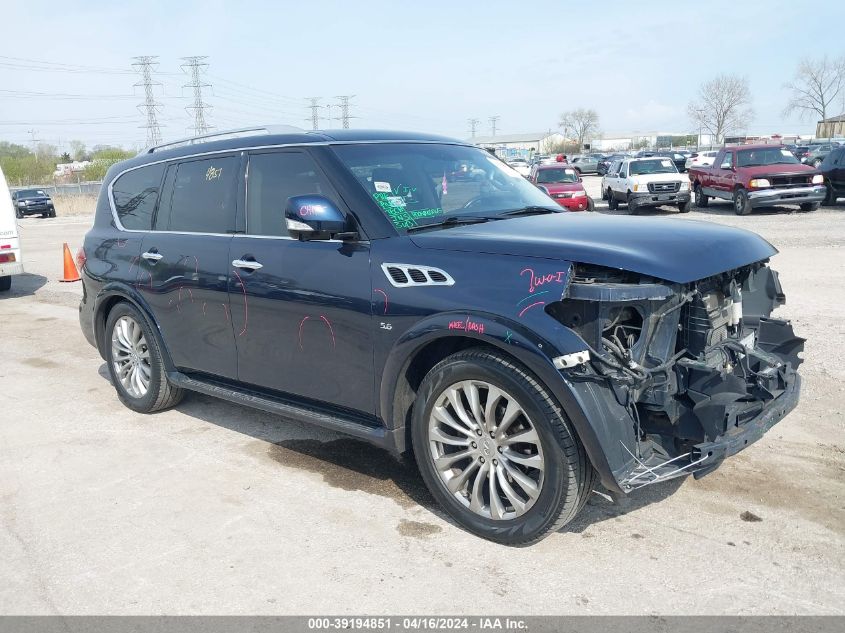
60,242,81,282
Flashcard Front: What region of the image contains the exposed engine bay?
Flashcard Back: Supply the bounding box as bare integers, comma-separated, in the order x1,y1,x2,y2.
547,261,805,490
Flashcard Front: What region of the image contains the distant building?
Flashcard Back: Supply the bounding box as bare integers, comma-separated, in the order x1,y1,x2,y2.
470,132,567,158
816,113,845,138
54,161,91,177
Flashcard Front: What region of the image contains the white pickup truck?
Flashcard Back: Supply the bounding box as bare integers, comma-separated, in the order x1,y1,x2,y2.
601,156,691,214
0,166,24,291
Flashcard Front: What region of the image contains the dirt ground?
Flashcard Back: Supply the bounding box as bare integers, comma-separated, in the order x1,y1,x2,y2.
1,192,843,615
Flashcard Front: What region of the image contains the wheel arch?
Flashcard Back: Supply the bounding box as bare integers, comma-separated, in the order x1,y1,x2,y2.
93,283,175,372
379,315,624,493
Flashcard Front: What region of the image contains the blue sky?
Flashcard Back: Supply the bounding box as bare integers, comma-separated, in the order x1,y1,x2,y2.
1,0,843,151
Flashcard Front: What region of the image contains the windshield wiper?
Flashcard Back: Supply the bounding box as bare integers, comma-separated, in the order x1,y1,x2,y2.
406,215,495,233
498,206,560,217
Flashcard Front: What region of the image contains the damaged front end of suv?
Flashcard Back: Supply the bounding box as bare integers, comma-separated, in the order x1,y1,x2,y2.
547,260,804,491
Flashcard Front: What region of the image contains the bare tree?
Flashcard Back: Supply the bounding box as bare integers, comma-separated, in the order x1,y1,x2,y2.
559,108,600,148
687,74,753,144
783,56,845,126
69,140,88,162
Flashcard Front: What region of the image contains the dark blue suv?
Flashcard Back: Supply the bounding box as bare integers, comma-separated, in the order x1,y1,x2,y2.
79,127,804,544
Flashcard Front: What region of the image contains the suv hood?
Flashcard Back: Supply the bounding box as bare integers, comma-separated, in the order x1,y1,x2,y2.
410,214,777,284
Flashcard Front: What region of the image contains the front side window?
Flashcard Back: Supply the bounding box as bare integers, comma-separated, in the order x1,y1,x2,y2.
246,151,339,237
332,143,557,232
721,153,734,169
158,156,238,233
112,163,165,230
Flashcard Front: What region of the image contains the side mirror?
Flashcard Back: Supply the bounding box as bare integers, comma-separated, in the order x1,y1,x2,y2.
720,162,731,170
285,195,349,241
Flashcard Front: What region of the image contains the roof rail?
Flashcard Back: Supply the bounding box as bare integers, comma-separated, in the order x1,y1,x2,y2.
140,124,307,155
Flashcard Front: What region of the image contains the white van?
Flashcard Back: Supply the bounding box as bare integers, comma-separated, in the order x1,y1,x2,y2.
0,166,24,291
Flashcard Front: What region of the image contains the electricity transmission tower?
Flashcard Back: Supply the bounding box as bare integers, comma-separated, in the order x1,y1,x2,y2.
335,95,356,129
181,56,212,136
467,118,479,139
305,97,322,130
131,56,163,146
489,116,500,137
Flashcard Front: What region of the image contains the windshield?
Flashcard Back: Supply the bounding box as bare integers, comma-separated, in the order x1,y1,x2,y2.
332,143,559,232
736,148,799,167
18,189,47,197
629,159,678,175
536,167,579,184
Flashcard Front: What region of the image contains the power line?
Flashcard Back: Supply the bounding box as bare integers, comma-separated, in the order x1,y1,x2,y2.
132,56,163,147
335,95,356,129
467,118,479,138
489,116,500,137
181,56,212,136
305,97,321,130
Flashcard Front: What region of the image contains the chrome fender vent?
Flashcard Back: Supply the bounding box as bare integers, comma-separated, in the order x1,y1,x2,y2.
381,263,455,288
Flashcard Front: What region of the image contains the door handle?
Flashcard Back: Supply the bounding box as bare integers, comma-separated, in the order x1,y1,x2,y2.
141,251,163,262
232,259,263,271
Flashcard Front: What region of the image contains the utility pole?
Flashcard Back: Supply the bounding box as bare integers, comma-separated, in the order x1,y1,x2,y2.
489,116,500,137
132,56,163,146
27,129,39,152
467,118,479,139
305,97,321,130
335,95,356,129
181,56,212,136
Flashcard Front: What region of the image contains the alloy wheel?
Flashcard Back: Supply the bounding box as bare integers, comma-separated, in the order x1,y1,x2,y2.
111,315,151,398
427,380,545,520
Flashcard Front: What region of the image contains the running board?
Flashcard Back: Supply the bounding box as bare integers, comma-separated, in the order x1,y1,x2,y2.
167,371,401,452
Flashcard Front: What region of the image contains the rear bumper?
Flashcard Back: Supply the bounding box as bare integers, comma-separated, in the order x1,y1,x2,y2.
748,185,826,207
0,261,24,277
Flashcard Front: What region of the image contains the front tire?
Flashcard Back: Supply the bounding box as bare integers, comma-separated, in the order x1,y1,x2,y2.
733,188,752,215
586,197,595,212
694,184,709,208
411,349,594,545
678,199,691,213
15,209,23,219
627,193,639,215
105,303,183,413
823,183,837,206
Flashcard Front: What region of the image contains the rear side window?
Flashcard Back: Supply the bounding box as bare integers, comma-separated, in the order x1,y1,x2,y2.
246,151,339,237
158,156,238,233
111,164,165,230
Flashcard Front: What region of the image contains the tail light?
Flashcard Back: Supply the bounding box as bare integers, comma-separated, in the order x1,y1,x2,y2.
76,246,87,271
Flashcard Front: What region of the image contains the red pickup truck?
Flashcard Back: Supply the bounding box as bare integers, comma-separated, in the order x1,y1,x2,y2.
688,145,826,215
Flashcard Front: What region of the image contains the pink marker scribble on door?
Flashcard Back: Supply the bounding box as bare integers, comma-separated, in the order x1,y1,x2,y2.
176,255,200,277
231,268,248,337
298,315,337,350
222,303,230,322
202,302,207,315
374,288,389,314
128,256,139,277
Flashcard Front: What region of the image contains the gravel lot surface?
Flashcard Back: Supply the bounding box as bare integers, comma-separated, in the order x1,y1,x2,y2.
1,190,843,615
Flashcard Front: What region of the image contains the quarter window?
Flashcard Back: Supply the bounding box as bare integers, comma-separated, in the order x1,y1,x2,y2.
246,151,338,237
112,163,165,230
158,156,238,233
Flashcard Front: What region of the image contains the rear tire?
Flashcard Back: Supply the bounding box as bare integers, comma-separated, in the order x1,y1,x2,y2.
411,349,594,545
0,276,10,292
586,197,595,212
694,184,709,208
105,302,184,414
733,188,752,215
607,190,619,210
15,209,23,219
627,193,639,215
